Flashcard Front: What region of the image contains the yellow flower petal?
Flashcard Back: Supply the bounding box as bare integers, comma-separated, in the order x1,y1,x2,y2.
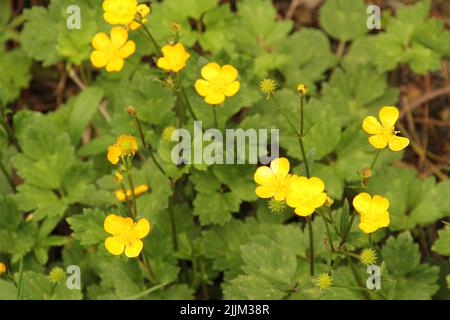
107,144,122,164
294,205,315,217
106,56,125,72
137,4,150,17
362,116,382,135
372,195,389,212
110,27,129,48
254,166,275,185
312,192,327,208
125,239,143,258
90,51,110,68
205,93,225,105
379,106,399,128
353,192,372,215
223,81,240,97
132,218,151,239
270,157,290,177
194,79,213,97
201,62,221,81
92,32,111,51
368,134,388,149
255,185,276,198
221,64,238,83
118,41,136,59
104,214,133,235
307,177,325,194
388,136,409,151
105,236,125,255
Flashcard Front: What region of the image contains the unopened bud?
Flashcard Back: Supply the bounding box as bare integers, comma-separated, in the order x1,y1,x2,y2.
297,83,308,96
127,106,136,116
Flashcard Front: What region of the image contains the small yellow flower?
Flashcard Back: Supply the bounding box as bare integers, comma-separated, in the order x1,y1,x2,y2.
297,83,308,96
103,0,137,25
359,248,377,266
107,135,138,165
353,192,390,234
254,157,292,201
114,172,124,183
91,27,136,72
362,106,410,151
157,43,190,73
104,214,151,258
195,62,240,105
0,263,6,274
268,199,287,214
129,4,151,30
49,267,66,284
162,126,176,141
260,78,277,99
314,273,332,290
115,184,149,202
286,176,327,217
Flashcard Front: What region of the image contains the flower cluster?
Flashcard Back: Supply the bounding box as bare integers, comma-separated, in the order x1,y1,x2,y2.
107,135,138,165
254,158,327,217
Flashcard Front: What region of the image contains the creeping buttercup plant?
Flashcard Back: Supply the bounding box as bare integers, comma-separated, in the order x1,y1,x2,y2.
0,0,449,301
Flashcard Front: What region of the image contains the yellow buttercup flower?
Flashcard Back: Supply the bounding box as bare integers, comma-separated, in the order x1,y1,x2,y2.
129,4,151,30
115,184,149,201
90,27,136,72
286,176,327,217
0,263,6,274
353,192,390,234
314,273,332,290
362,106,410,151
359,248,377,266
103,0,137,25
254,157,292,201
104,214,151,258
107,135,138,165
260,78,277,99
157,43,190,73
195,62,240,105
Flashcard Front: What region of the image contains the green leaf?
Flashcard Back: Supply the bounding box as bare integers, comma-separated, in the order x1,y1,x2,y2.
0,279,17,300
21,0,101,66
68,87,104,145
319,0,367,41
0,48,31,104
381,232,420,277
67,208,108,246
432,225,450,256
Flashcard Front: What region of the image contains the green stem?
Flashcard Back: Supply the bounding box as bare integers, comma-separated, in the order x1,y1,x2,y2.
347,256,371,300
320,211,335,252
127,173,138,218
148,148,166,176
272,96,298,135
119,182,133,216
181,87,198,121
137,21,161,57
370,149,382,170
168,204,178,251
140,253,156,282
307,217,315,276
17,257,24,300
298,95,311,177
124,282,168,300
213,106,218,129
133,114,149,149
